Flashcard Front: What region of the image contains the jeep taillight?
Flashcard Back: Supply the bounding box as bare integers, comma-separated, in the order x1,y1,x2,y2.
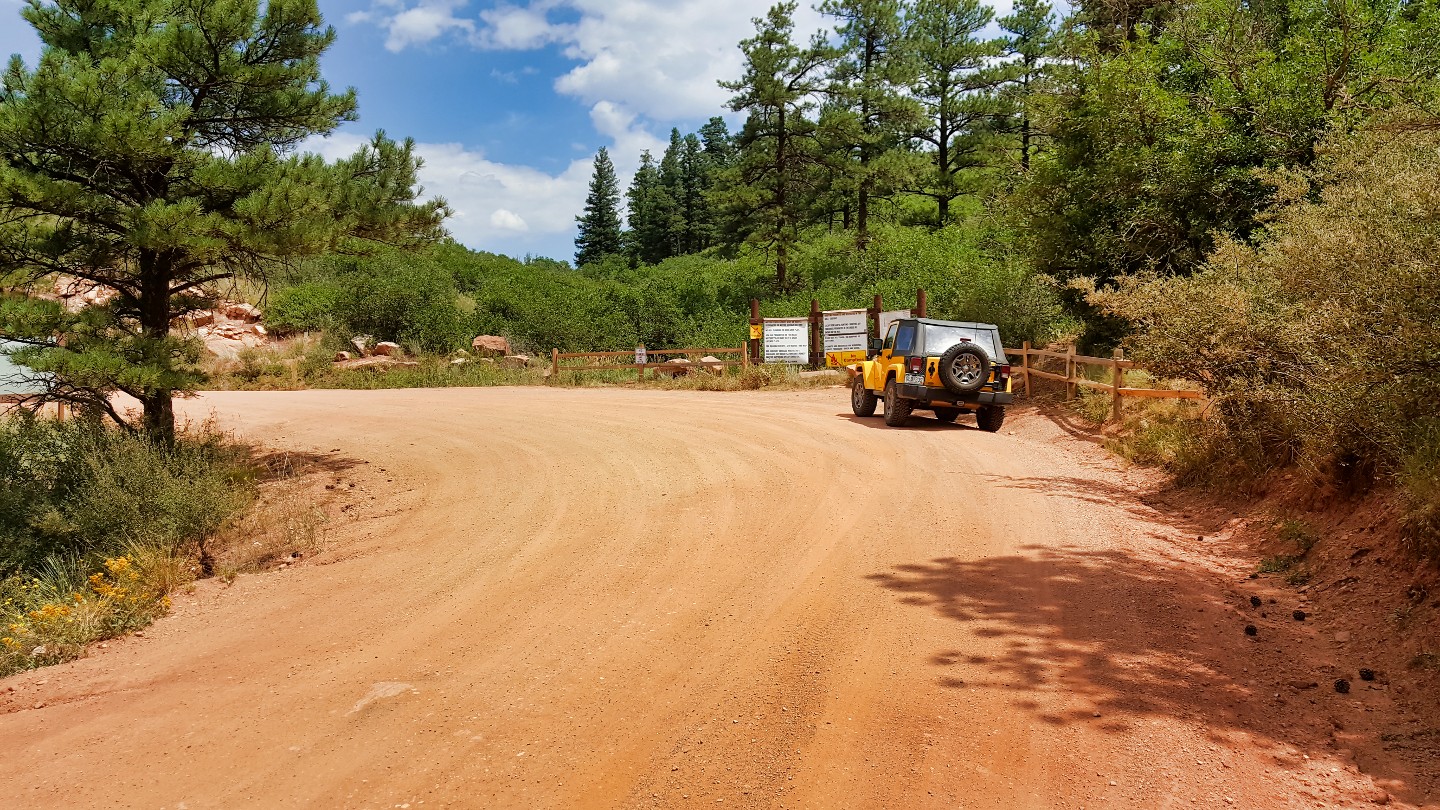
907,357,924,374
999,364,1011,377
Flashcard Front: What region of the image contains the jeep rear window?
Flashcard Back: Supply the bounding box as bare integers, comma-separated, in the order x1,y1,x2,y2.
923,325,1005,362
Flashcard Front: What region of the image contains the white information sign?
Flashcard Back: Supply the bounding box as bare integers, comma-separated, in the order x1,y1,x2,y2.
878,309,913,337
762,318,811,364
822,308,868,353
635,345,647,365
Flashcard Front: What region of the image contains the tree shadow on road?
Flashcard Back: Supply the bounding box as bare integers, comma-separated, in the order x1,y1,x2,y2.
867,545,1429,804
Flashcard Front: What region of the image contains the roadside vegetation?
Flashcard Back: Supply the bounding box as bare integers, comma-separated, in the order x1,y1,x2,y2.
0,415,317,677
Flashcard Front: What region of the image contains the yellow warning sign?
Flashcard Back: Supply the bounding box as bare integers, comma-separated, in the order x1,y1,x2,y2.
825,350,867,368
749,324,763,340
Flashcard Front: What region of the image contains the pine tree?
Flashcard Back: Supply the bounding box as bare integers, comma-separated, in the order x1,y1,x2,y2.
995,0,1055,172
624,151,669,265
679,134,711,252
574,147,623,267
0,0,447,440
657,130,688,258
819,0,924,246
719,2,830,288
906,0,1002,225
698,117,737,169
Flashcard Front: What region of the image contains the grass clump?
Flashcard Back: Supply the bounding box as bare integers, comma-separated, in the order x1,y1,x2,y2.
0,413,262,676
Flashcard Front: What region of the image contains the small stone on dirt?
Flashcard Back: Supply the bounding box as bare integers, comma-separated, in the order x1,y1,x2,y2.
1334,679,1351,694
373,341,402,357
1335,631,1352,643
1244,624,1258,636
1293,610,1308,621
1250,596,1262,607
1359,668,1376,681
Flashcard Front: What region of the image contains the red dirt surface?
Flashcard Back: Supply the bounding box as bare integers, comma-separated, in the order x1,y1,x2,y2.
1,387,1434,808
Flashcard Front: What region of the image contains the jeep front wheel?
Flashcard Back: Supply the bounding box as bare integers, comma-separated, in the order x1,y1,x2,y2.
851,375,878,417
883,378,913,426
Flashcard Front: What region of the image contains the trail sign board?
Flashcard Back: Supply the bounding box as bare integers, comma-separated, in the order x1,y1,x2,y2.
762,318,810,364
822,308,868,367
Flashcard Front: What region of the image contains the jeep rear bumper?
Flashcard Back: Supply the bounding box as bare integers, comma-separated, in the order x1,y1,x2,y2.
898,384,1013,407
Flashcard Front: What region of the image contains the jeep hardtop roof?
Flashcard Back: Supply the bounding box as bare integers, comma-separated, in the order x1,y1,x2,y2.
902,317,1001,331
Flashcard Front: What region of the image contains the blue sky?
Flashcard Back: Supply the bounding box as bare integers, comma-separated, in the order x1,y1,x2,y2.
1,0,1022,263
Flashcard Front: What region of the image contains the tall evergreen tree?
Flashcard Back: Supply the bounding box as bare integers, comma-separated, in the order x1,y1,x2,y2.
720,2,830,288
819,0,924,246
0,0,447,440
624,151,669,265
574,147,623,267
995,0,1055,172
657,129,688,257
906,0,1001,225
698,117,737,169
679,134,711,252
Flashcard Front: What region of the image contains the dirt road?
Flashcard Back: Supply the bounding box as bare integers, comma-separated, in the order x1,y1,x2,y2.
1,388,1427,808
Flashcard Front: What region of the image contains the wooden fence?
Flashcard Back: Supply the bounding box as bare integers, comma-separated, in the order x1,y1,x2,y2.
1005,343,1203,418
551,347,748,380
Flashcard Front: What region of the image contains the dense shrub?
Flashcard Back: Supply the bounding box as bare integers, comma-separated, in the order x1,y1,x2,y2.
0,415,253,574
1094,129,1440,553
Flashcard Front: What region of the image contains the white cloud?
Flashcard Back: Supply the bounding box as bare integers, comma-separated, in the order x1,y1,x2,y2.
379,0,476,52
305,132,590,260
489,208,529,231
346,0,828,119
476,2,568,49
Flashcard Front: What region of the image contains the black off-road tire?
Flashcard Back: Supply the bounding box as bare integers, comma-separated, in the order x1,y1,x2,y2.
883,378,914,426
977,404,1005,433
938,343,991,395
851,374,878,417
932,406,961,423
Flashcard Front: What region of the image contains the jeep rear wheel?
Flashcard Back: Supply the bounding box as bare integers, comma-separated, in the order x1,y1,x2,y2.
938,343,991,395
883,378,913,426
851,374,878,417
977,404,1005,433
933,406,960,423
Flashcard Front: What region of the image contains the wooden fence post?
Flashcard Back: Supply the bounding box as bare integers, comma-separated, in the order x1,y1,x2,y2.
916,288,927,318
809,299,822,368
637,344,646,381
869,294,882,343
1111,347,1125,422
741,344,749,371
551,348,559,380
1065,345,1076,401
1021,341,1032,399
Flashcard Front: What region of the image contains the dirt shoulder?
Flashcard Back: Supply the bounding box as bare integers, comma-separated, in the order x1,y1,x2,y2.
1,388,1433,808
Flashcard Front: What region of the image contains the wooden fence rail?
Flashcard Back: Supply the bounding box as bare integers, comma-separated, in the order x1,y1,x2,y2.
551,346,748,380
1004,343,1203,420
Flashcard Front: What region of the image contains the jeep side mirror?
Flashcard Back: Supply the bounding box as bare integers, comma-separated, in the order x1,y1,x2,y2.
869,338,883,351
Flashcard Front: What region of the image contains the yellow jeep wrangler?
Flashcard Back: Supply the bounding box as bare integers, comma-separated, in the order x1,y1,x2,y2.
849,318,1014,431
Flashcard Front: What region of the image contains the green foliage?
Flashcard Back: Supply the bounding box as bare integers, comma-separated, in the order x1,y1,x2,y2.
0,0,447,438
1019,0,1440,300
575,147,623,267
1096,128,1440,548
0,415,253,576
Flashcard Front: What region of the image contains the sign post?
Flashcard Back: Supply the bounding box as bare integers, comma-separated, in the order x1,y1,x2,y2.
635,344,647,380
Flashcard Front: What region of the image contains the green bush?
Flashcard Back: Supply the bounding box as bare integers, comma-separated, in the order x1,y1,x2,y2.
1094,128,1440,554
0,415,254,575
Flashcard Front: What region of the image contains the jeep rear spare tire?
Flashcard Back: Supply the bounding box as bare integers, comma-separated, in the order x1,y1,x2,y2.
938,342,991,394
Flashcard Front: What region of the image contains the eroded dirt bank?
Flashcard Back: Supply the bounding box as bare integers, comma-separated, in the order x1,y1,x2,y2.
1,388,1433,808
